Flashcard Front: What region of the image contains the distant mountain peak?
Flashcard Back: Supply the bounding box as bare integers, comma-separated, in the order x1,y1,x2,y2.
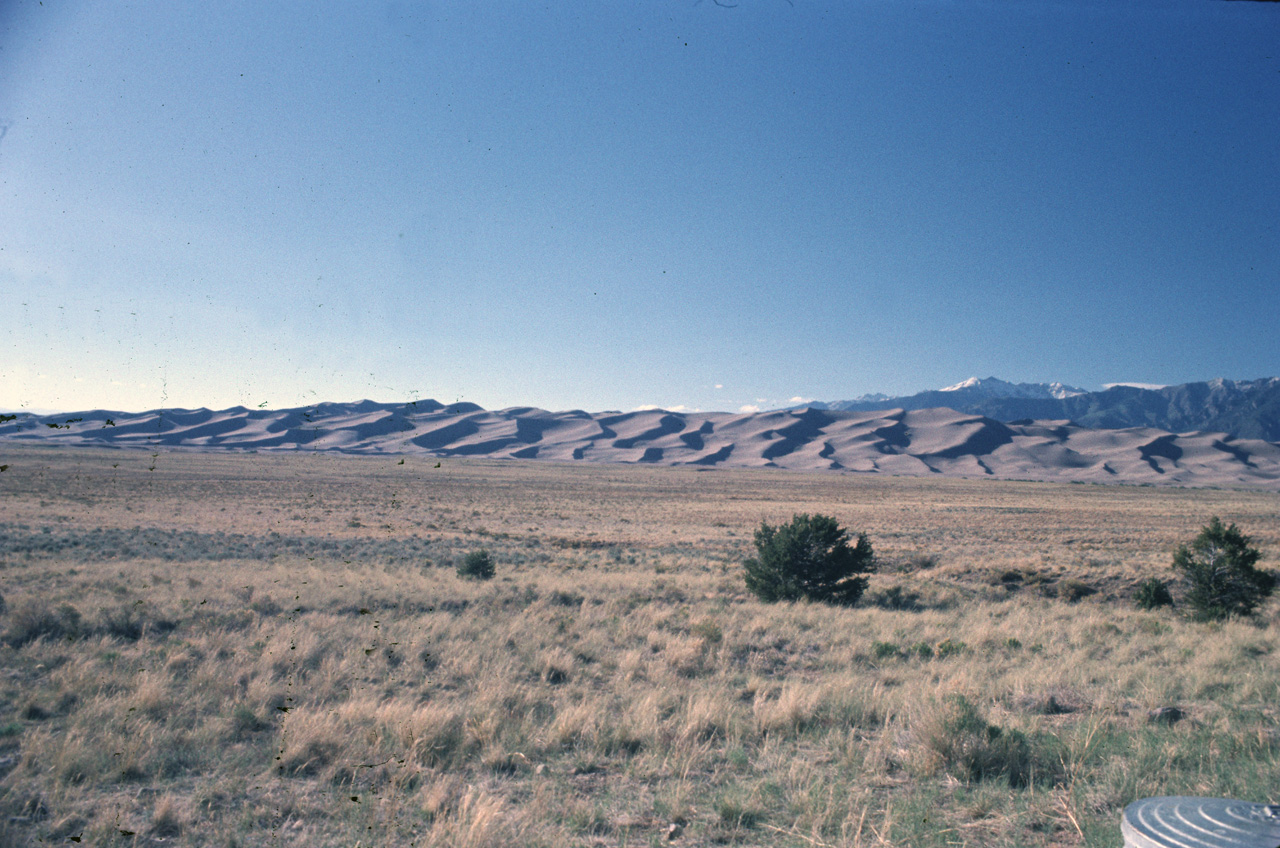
940,376,987,392
801,377,1280,442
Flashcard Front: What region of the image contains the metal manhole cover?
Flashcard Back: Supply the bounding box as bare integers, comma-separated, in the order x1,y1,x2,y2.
1123,797,1280,848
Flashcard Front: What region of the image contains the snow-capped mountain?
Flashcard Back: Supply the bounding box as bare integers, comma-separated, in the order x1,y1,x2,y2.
939,377,1087,400
807,377,1089,413
799,377,1280,442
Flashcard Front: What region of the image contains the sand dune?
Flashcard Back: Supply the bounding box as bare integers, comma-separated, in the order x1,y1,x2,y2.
4,401,1280,489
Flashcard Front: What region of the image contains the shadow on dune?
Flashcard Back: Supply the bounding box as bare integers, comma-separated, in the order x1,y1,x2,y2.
411,417,484,450
1138,435,1183,473
607,413,687,449
917,418,1016,459
759,408,834,460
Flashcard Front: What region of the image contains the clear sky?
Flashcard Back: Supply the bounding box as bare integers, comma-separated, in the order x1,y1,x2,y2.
2,1,1277,414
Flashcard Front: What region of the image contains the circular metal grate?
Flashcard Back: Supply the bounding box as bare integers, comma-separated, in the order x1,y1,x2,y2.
1123,797,1280,848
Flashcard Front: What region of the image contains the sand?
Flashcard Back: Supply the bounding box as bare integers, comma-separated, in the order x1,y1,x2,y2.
4,401,1279,489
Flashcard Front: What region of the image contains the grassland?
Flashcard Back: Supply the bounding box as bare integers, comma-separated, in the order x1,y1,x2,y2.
1,445,1278,847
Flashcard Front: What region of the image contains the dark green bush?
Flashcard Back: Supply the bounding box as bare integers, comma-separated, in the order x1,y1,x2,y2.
1134,577,1174,610
1172,517,1273,621
457,548,495,580
743,513,874,605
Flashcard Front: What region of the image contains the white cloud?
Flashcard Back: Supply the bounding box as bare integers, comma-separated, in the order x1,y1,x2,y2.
788,396,813,404
714,384,723,390
738,404,761,414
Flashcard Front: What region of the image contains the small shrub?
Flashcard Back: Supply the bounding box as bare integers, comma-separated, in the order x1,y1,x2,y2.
1135,577,1174,610
457,549,495,580
19,700,49,721
5,600,82,647
96,604,176,641
915,695,1059,788
871,585,922,611
909,641,934,660
98,604,145,641
871,640,900,660
897,553,938,572
1135,616,1170,635
1057,579,1095,603
548,590,584,608
935,638,966,659
994,569,1024,592
419,647,440,671
715,797,763,830
1172,517,1273,621
249,596,283,616
230,704,268,736
149,795,186,838
743,513,874,605
690,619,723,644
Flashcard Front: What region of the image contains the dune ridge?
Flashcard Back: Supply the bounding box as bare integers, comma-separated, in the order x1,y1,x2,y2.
4,401,1280,489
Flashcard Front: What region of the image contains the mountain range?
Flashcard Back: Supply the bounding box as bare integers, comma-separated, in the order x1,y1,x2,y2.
3,389,1279,489
803,377,1280,442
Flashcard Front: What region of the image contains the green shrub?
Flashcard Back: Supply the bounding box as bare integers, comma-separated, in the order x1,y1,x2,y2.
457,549,495,580
715,796,763,830
1172,517,1273,621
743,513,874,605
909,641,934,660
1134,577,1174,610
916,695,1060,788
871,640,900,660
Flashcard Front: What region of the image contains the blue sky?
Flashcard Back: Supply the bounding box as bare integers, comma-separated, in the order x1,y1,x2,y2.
2,0,1277,414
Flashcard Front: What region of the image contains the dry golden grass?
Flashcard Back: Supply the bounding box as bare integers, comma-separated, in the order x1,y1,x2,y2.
0,446,1277,846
